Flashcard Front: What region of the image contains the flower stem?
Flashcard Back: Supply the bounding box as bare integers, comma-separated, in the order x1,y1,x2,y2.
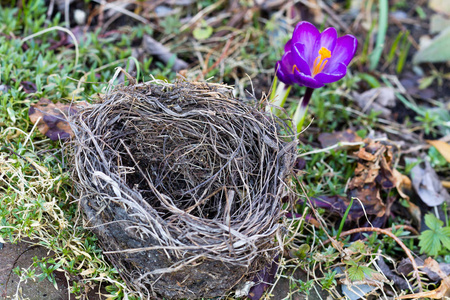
292,87,314,133
267,78,291,114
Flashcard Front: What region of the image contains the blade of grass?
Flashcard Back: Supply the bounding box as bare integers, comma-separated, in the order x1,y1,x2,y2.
336,197,354,240
381,76,424,116
369,0,388,70
387,32,404,65
396,32,411,74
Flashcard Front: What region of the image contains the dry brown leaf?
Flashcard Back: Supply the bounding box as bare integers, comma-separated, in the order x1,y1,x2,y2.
427,140,450,163
393,169,422,225
397,257,450,299
29,98,90,141
318,129,363,148
349,141,396,190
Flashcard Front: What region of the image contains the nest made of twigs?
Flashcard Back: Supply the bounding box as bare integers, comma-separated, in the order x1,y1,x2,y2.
71,80,297,299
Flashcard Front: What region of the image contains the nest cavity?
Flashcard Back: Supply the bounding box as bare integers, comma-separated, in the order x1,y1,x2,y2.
71,80,297,299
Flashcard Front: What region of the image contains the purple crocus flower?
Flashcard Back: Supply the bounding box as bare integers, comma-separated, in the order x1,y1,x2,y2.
276,21,358,89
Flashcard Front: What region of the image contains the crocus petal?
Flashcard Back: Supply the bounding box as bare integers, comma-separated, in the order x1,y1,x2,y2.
275,61,294,85
293,70,323,89
310,27,337,67
314,62,347,84
291,21,320,64
291,43,312,76
280,51,296,75
326,35,358,72
319,27,338,53
284,39,293,52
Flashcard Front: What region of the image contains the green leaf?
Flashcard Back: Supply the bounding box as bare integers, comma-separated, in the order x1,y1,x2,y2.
419,76,435,90
348,265,365,281
358,73,381,88
193,20,213,40
349,240,366,254
347,263,375,281
419,213,450,256
425,213,444,230
387,32,403,64
428,146,448,167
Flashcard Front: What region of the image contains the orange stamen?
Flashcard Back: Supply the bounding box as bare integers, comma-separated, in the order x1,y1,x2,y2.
292,64,299,73
312,47,332,77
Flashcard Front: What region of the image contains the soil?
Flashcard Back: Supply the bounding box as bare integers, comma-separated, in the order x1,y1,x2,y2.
0,241,69,300
0,241,105,300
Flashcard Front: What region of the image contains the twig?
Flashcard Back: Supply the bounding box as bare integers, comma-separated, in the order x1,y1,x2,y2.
197,38,233,80
323,227,423,292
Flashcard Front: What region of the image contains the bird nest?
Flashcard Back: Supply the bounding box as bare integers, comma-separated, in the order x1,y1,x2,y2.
70,80,297,299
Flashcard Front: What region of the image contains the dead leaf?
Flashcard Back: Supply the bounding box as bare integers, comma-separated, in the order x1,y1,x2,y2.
318,129,363,148
411,159,450,207
311,140,405,225
248,256,279,300
29,98,89,141
351,87,396,118
398,257,450,281
393,168,421,225
142,35,188,72
427,140,450,163
397,257,450,299
349,141,396,190
313,188,386,222
377,257,410,291
348,183,387,218
20,81,37,93
393,169,411,200
425,257,448,279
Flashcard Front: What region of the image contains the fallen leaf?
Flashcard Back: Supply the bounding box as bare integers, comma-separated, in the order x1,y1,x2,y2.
142,34,188,72
377,257,410,291
351,87,396,118
312,189,387,222
393,168,421,225
29,98,89,141
350,141,396,190
427,140,450,163
398,257,450,282
410,160,450,207
20,81,37,93
310,140,405,225
247,256,279,300
318,129,363,148
397,257,450,299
